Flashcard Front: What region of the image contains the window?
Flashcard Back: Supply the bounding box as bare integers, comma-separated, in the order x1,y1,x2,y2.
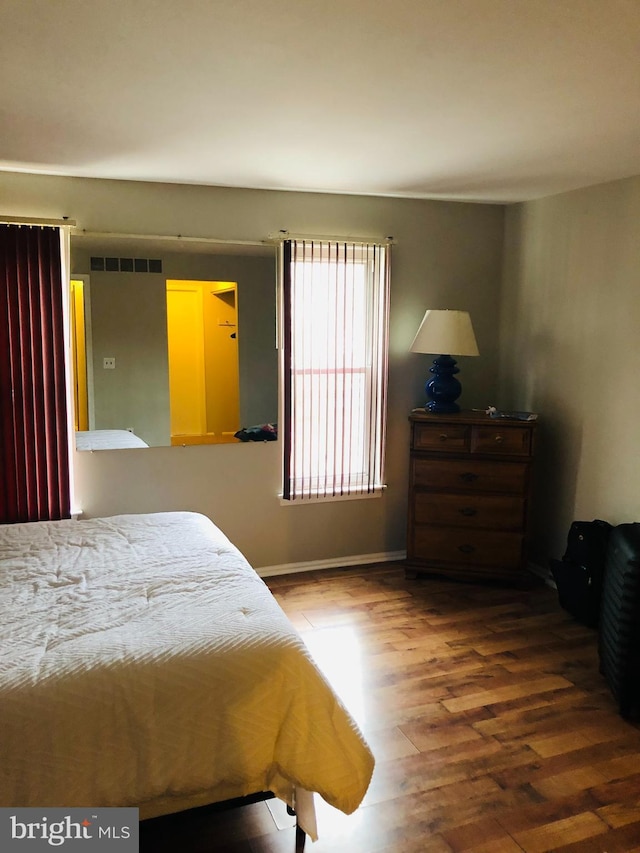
280,239,390,500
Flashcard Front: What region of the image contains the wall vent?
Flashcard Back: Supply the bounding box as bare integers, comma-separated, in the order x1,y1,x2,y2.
90,256,163,273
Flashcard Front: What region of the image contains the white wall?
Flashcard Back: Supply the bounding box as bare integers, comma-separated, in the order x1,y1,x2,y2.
499,175,640,566
1,172,504,570
73,261,172,447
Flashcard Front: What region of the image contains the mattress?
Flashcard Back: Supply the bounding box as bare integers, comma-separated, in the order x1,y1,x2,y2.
75,429,149,450
0,512,374,837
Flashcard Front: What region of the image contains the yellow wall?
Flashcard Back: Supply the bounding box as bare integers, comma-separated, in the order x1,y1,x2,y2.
166,281,207,437
166,280,240,440
203,282,240,437
69,279,88,430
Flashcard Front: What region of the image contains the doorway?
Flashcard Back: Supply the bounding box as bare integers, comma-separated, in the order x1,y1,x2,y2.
69,277,91,431
166,280,240,444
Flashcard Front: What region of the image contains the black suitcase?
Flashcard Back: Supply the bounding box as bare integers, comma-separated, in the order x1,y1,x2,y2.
598,523,640,718
549,519,613,628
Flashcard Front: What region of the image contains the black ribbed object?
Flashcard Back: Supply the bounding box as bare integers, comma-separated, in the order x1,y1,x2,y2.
598,523,640,718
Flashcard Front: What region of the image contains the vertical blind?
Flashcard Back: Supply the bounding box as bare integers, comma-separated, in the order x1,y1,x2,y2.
0,224,71,523
281,239,390,500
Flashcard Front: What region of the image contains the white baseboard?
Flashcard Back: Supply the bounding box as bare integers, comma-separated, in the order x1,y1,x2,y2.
256,550,407,578
258,553,558,587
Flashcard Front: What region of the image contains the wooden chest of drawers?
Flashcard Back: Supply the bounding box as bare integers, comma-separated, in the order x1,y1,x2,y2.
406,411,537,582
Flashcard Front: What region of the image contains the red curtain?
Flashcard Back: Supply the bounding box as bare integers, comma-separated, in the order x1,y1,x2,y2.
0,224,71,523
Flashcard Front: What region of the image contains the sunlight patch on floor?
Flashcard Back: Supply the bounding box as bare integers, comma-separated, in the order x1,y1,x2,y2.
302,626,366,727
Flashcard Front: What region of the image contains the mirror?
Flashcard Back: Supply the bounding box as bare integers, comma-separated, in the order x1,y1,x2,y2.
70,234,278,449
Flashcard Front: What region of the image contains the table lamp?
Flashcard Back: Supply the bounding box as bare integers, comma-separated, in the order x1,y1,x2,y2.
410,309,479,413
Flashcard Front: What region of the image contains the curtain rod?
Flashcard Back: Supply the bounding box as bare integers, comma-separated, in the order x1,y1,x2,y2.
0,215,76,228
75,230,268,248
267,231,395,245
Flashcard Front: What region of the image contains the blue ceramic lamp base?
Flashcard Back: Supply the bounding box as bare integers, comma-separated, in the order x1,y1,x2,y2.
425,354,462,413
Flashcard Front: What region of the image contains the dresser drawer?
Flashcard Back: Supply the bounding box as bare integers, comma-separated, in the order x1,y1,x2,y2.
413,492,525,530
412,527,523,569
471,425,531,456
412,458,528,494
413,422,469,452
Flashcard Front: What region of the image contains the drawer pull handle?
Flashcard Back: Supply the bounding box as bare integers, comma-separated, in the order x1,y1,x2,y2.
459,507,477,517
439,433,448,442
458,544,475,554
494,434,503,443
460,472,478,482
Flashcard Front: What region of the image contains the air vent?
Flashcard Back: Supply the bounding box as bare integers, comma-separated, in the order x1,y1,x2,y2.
89,257,163,273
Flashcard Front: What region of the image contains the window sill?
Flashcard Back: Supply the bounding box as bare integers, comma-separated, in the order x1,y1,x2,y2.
279,486,386,505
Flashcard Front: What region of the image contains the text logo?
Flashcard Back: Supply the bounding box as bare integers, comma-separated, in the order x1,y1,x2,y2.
1,808,138,851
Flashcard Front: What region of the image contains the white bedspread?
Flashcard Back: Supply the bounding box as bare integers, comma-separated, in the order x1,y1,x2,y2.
0,512,373,834
75,429,149,450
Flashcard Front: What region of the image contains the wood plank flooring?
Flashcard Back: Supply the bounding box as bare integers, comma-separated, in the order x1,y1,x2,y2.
140,564,640,852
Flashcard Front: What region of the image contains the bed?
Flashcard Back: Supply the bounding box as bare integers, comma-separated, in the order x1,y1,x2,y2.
75,429,150,450
0,512,374,840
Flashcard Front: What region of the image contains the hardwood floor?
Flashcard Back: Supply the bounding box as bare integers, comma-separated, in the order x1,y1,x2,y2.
140,564,640,852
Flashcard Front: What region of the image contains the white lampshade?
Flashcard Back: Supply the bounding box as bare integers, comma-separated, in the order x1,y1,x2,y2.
410,309,479,357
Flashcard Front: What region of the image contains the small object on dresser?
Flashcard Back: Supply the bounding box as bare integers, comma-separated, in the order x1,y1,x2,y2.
486,406,538,421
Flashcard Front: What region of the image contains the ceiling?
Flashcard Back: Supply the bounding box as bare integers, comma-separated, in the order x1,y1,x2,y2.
2,0,639,203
